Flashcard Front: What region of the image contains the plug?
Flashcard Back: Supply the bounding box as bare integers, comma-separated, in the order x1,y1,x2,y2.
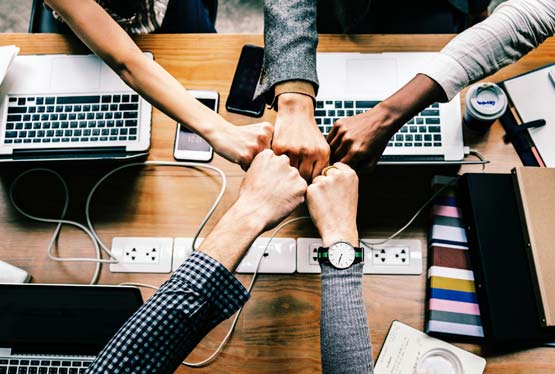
0,260,31,283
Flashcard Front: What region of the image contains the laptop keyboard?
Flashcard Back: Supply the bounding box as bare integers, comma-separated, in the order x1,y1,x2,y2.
315,100,442,148
3,94,140,146
0,358,92,374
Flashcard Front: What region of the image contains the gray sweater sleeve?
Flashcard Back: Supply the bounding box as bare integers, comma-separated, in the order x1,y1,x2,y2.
320,263,374,374
255,0,319,101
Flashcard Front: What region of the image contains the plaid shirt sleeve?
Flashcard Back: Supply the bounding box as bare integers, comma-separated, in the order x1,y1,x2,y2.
86,252,250,374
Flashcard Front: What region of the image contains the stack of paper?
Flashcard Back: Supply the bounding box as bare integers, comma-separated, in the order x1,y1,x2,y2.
0,45,19,86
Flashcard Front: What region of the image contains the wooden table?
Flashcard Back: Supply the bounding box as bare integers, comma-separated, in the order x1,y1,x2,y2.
1,34,553,374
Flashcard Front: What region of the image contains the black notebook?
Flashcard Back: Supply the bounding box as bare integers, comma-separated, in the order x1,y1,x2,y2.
458,173,555,351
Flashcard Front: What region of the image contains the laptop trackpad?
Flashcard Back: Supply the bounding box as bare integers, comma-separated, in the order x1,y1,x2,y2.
346,58,398,98
50,56,101,91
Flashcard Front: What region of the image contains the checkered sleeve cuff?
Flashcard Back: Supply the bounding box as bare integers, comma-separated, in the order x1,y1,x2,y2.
172,251,250,318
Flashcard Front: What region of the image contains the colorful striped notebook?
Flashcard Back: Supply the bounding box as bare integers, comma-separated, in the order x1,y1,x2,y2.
425,179,484,341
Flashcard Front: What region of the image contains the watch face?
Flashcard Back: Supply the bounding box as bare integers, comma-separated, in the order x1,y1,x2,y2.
328,242,356,269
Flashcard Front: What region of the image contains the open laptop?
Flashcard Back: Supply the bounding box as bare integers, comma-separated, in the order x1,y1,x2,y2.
0,54,152,162
316,52,464,164
0,284,143,373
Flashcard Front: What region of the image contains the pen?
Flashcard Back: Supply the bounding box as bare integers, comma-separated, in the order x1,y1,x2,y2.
549,69,555,89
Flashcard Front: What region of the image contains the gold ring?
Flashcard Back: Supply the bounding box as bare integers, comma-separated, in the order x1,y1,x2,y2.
321,165,337,176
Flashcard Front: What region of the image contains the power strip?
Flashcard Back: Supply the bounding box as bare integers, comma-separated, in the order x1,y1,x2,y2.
235,238,296,274
172,237,204,272
110,237,422,275
297,238,423,275
172,237,296,274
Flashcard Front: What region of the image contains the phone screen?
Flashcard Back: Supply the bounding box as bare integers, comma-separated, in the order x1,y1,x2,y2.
176,98,215,152
226,45,265,117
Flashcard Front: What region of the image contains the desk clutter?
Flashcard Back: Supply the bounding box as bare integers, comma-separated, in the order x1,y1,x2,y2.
2,32,555,372
427,168,555,352
375,321,486,374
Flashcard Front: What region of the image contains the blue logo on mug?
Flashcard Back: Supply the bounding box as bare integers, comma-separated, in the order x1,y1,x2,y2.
477,100,496,106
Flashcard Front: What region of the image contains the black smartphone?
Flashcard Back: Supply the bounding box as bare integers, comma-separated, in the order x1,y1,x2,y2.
225,44,265,118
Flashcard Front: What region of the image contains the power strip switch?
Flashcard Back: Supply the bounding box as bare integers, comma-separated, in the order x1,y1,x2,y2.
236,238,296,274
296,238,423,275
110,237,173,273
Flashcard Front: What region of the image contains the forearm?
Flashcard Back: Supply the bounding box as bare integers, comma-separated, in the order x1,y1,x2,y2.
120,55,228,139
87,252,249,374
421,0,555,100
198,197,266,271
320,263,373,374
367,74,446,137
47,0,228,142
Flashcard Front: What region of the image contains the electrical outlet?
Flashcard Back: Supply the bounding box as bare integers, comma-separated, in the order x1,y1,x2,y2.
110,237,173,273
297,238,423,275
370,245,409,265
172,237,204,272
297,238,323,273
360,239,422,275
309,243,320,265
236,238,296,274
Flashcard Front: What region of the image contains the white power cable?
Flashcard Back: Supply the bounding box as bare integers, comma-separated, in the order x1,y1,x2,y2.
182,215,311,368
360,176,459,248
469,148,487,171
9,151,487,366
9,168,109,284
117,216,311,368
9,162,227,284
84,161,227,256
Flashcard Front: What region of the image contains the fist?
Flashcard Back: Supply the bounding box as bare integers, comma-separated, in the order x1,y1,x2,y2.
306,163,359,247
239,149,308,231
213,122,274,170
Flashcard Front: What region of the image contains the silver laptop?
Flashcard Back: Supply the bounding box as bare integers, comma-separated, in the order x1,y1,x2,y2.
0,284,143,373
0,54,152,162
316,52,464,164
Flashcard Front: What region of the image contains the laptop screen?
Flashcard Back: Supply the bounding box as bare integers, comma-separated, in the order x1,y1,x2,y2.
0,284,143,355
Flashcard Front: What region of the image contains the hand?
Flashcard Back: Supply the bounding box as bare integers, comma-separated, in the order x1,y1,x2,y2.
306,163,359,247
327,74,447,171
211,122,274,170
272,93,330,182
237,149,308,231
327,105,397,171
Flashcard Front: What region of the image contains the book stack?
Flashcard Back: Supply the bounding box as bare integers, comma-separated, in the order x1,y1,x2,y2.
425,182,484,341
458,167,555,351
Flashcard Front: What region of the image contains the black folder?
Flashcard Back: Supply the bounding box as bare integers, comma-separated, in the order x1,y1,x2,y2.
458,173,555,351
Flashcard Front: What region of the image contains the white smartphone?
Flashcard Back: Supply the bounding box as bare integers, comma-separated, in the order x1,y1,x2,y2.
174,90,218,162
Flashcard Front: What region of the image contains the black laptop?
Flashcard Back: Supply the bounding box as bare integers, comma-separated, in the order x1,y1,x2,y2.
0,284,143,373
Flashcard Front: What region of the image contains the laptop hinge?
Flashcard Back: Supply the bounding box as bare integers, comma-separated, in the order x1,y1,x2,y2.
379,155,445,162
11,147,128,160
0,348,12,356
13,147,127,156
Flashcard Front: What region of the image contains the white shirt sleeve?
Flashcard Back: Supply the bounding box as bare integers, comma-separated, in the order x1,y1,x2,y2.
420,0,555,101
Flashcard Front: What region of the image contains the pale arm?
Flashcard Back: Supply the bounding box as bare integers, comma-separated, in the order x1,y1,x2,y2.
45,0,273,168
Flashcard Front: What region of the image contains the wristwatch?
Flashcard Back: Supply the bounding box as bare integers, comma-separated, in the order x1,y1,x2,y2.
317,241,364,269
